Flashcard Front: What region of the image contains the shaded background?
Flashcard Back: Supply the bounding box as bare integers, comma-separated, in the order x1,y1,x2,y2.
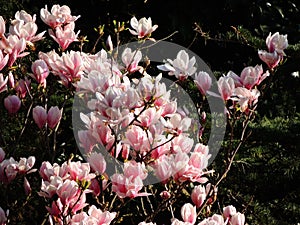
1,0,300,224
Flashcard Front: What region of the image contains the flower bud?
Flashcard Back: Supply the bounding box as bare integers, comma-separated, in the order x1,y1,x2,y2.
4,95,21,114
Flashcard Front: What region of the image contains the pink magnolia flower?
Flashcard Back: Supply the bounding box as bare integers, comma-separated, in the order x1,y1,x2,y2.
48,22,79,51
121,47,142,73
266,32,288,56
0,207,7,225
14,10,36,23
233,87,260,112
154,155,173,182
87,152,106,175
67,161,95,182
4,95,21,114
9,13,45,44
30,59,49,87
0,50,9,71
56,179,80,206
17,156,36,174
223,205,237,219
129,16,158,39
230,212,245,225
198,214,225,225
39,176,64,199
171,135,194,154
60,50,84,81
258,50,281,70
47,106,62,129
162,113,191,135
217,76,235,101
15,78,31,98
0,16,5,37
0,148,5,162
191,184,209,208
33,106,47,129
157,50,197,80
125,125,150,152
40,4,80,28
0,35,29,67
124,161,147,180
39,161,69,182
0,157,18,183
225,71,243,87
240,65,268,89
78,130,97,154
0,73,8,93
194,71,212,95
181,203,197,224
111,161,150,198
87,205,117,224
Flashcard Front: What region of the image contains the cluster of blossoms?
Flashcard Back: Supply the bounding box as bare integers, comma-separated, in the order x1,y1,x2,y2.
0,147,36,190
0,3,289,224
39,160,116,224
0,147,36,224
258,32,288,70
40,5,80,50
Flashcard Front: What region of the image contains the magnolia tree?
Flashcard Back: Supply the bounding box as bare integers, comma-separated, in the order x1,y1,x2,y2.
0,4,288,225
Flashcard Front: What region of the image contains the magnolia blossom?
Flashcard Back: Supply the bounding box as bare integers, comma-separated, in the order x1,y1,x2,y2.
70,205,116,225
266,32,288,56
258,50,281,70
48,22,79,51
111,161,149,198
223,205,237,219
0,35,29,66
86,152,106,175
47,106,62,129
157,50,197,80
240,65,268,89
4,95,21,114
15,78,31,98
0,73,8,93
194,71,212,95
233,87,260,112
154,155,173,182
231,212,245,225
217,76,235,101
121,47,142,73
40,4,80,28
181,203,197,224
9,10,45,44
258,32,288,69
198,214,225,225
32,106,47,129
191,184,210,208
30,59,49,87
129,16,158,39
